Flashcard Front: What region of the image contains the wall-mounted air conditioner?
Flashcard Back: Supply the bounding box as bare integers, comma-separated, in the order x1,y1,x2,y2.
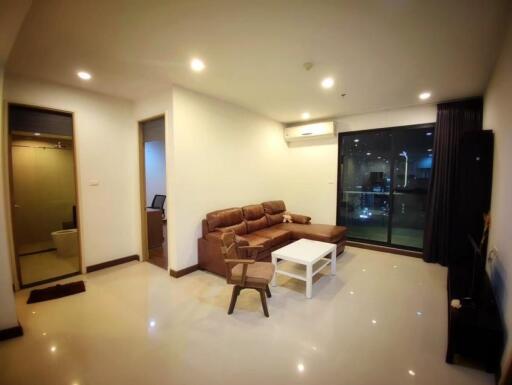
284,121,335,142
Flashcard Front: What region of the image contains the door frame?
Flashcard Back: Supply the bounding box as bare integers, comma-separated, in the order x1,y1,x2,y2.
138,114,166,263
336,123,435,252
5,102,83,288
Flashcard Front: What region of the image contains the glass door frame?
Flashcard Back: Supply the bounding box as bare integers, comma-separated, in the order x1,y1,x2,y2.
7,103,83,289
336,123,435,252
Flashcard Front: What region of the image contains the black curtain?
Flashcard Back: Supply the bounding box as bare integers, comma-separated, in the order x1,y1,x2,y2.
423,98,483,266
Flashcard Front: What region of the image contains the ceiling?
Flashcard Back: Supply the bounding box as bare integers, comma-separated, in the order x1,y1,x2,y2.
0,0,31,66
5,0,511,123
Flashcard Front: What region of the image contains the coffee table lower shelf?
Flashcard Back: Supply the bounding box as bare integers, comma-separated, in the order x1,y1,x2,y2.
271,239,337,299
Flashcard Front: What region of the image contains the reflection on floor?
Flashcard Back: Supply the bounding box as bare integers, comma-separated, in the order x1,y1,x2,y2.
0,247,494,385
349,226,424,248
19,250,80,285
148,223,167,270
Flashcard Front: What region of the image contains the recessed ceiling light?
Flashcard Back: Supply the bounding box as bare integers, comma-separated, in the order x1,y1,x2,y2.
77,71,92,80
416,311,423,316
50,346,57,353
301,112,311,120
426,132,433,136
427,148,432,152
408,370,416,376
190,58,205,72
34,132,41,136
354,139,359,143
349,291,355,295
372,319,377,324
366,152,371,156
297,363,305,372
419,91,431,100
321,77,335,89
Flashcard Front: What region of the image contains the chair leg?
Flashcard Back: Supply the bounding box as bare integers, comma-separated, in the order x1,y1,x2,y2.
228,286,240,315
265,284,272,298
259,289,269,317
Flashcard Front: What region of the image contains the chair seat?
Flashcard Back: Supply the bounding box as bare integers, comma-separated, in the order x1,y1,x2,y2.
231,262,275,286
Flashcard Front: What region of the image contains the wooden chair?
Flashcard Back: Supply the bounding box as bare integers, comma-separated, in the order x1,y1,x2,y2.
220,231,275,317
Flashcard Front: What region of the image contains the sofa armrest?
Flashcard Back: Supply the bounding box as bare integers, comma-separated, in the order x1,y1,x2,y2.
290,213,311,224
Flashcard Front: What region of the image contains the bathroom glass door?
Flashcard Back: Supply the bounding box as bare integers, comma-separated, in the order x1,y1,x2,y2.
9,104,81,287
337,124,434,251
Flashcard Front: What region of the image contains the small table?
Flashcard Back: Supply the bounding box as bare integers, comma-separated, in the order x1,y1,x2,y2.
271,239,337,298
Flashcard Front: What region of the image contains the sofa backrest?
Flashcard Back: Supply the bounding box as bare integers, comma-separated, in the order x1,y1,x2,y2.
262,200,287,226
242,204,268,232
202,201,288,237
205,207,247,235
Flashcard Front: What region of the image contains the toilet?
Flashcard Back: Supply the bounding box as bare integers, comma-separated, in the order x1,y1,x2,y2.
51,229,78,258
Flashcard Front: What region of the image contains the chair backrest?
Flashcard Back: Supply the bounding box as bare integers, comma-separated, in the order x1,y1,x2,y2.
151,194,166,209
220,232,240,283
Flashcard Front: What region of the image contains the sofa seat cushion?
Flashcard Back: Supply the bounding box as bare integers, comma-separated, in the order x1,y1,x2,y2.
274,223,347,243
238,233,272,250
252,227,291,248
231,262,275,286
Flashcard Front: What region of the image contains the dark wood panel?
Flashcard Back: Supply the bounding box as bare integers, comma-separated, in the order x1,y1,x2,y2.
0,323,23,341
346,241,422,258
147,209,164,249
86,255,140,273
169,264,199,278
9,104,73,136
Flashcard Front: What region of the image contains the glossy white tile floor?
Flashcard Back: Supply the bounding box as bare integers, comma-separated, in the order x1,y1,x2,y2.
0,247,495,385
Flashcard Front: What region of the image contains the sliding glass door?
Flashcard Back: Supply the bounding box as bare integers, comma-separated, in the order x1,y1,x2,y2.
337,124,434,251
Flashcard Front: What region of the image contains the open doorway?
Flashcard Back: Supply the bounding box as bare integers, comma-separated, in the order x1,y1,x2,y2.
8,104,81,288
139,115,167,270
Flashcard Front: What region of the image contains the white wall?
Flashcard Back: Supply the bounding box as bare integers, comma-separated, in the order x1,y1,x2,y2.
483,11,512,367
171,86,288,270
143,120,166,210
0,66,19,330
2,76,438,278
4,75,141,270
284,105,437,225
167,92,435,270
145,141,166,207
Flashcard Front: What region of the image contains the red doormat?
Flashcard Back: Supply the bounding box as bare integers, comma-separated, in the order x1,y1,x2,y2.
27,281,86,304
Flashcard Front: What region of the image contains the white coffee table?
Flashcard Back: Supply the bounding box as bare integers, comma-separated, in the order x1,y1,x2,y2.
271,239,337,298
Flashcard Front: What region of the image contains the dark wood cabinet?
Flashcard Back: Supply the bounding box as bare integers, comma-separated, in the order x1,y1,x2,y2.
446,263,504,378
146,209,163,249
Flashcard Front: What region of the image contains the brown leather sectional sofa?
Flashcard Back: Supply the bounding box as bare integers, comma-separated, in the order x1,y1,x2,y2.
198,200,347,276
